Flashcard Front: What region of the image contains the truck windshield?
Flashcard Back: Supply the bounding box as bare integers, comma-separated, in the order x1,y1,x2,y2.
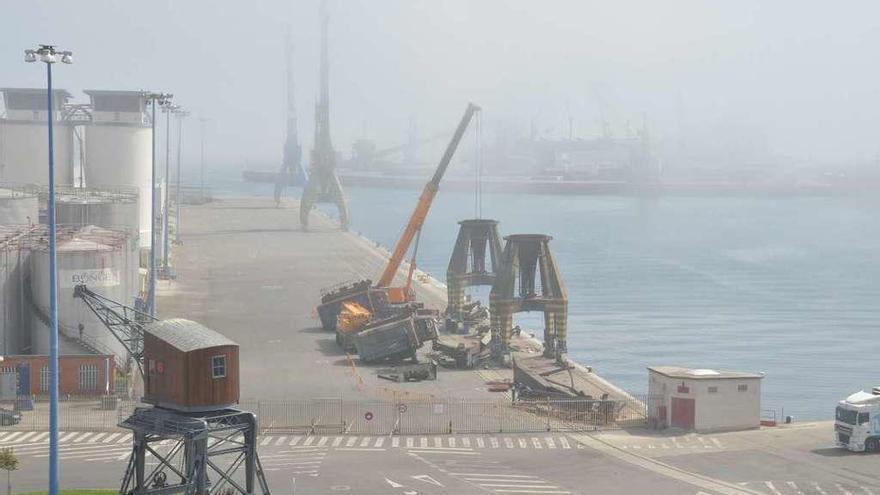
836,406,858,425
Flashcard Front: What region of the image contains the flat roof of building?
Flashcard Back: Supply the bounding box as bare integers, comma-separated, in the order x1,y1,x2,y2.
648,366,764,380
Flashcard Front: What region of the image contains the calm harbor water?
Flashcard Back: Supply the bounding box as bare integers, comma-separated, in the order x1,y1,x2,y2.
217,177,880,420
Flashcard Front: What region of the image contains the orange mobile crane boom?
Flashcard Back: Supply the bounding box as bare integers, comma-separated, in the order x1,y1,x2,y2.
316,103,480,332
379,102,481,303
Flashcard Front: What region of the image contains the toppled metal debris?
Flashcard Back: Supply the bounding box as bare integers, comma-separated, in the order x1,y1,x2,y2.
377,361,438,382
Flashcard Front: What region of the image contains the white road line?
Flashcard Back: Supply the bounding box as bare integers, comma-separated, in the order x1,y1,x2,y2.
274,436,287,446
861,487,876,495
406,446,473,452
303,436,316,446
31,432,49,442
316,437,328,447
289,436,302,446
490,437,499,448
2,432,23,442
102,433,121,443
558,437,570,449
335,448,386,452
72,432,93,443
785,481,804,495
88,433,107,443
476,437,484,448
764,482,783,495
117,451,129,460
0,432,12,441
85,454,127,462
811,482,829,495
332,437,343,447
479,485,558,489
16,432,37,442
420,437,428,448
491,490,570,494
391,437,399,448
465,479,549,483
260,437,272,446
434,437,442,448
345,437,357,447
532,438,543,449
373,437,383,448
448,437,456,448
407,450,478,455
504,438,514,448
406,437,414,448
117,434,132,444
516,438,526,449
452,474,540,478
359,437,370,447
710,438,723,448
545,437,556,449
262,461,322,467
835,483,853,495
461,437,470,448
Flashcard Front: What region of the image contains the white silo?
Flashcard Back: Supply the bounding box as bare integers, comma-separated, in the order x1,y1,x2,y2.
0,88,75,185
82,90,152,249
29,225,137,362
54,185,139,241
0,185,39,224
0,226,33,355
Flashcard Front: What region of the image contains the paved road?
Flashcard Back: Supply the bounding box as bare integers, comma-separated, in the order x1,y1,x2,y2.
6,424,877,494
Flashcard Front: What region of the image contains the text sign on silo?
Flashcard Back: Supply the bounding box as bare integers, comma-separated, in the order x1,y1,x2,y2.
59,268,120,288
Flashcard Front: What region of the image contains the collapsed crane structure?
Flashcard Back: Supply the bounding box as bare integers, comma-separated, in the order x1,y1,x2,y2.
300,1,349,230
72,285,270,495
316,103,481,362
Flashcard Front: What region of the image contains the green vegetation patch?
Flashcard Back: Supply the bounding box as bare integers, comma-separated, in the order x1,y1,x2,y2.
20,491,116,495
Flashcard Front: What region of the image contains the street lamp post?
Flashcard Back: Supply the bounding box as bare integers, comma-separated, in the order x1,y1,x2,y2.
161,104,179,277
142,92,172,317
173,108,189,243
199,117,209,203
25,43,73,495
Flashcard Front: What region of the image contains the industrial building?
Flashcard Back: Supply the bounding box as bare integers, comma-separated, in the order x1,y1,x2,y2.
0,87,171,392
0,354,117,397
648,366,764,432
0,88,75,185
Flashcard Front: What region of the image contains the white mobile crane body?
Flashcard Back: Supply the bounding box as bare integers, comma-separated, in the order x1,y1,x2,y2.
834,387,880,452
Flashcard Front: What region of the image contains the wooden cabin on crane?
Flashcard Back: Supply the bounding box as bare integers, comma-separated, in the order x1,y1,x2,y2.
142,318,239,412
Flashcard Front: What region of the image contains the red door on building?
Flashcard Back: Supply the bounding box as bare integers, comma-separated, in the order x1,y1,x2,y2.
670,397,695,429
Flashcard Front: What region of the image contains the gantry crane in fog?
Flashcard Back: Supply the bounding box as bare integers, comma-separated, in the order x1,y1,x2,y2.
299,0,349,230
274,28,307,207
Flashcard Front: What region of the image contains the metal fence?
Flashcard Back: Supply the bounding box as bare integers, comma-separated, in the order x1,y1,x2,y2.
0,395,660,435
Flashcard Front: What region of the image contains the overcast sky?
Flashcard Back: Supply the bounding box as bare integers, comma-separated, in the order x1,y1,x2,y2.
3,1,880,171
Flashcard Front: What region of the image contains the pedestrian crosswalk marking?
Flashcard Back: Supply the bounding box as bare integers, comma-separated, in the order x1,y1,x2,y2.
345,437,356,447
391,437,399,448
373,437,384,448
317,436,328,447
476,437,484,448
274,436,287,446
303,436,315,447
289,436,302,446
332,437,343,447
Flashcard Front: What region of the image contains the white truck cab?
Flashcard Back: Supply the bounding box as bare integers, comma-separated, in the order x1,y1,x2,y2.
835,387,880,452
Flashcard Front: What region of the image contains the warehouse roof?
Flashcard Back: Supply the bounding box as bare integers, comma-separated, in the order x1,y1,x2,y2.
648,366,764,380
146,318,237,352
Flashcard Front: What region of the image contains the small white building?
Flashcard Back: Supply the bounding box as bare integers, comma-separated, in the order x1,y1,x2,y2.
648,366,764,432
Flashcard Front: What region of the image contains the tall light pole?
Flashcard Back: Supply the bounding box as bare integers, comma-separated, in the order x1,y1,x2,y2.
173,108,189,243
142,92,172,317
161,103,179,277
25,43,73,495
199,117,209,203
